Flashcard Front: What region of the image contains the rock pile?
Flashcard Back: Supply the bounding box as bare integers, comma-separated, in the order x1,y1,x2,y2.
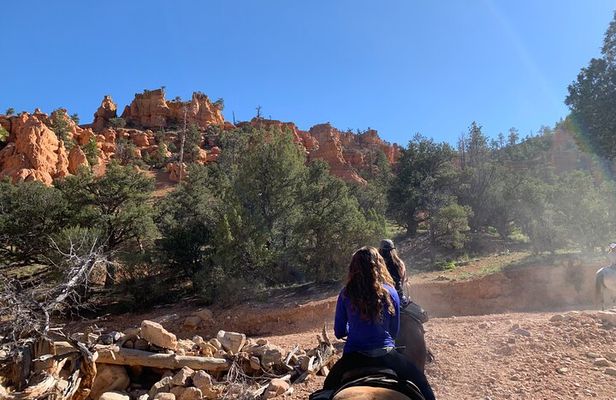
1,318,335,400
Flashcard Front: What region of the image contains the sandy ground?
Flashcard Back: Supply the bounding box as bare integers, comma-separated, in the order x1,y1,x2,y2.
58,261,616,400
263,311,616,400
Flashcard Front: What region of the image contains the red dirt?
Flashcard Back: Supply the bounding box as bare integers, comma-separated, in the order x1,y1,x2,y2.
66,261,616,399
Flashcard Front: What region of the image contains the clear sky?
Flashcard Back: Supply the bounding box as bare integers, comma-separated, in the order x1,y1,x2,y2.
2,1,616,145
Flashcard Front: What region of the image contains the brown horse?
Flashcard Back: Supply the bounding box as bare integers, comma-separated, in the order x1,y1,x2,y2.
333,386,414,400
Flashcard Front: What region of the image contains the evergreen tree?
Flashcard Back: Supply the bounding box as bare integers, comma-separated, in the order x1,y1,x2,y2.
58,163,156,286
566,11,616,159
388,134,456,235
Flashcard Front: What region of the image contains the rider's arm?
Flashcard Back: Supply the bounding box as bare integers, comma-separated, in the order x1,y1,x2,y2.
334,291,348,339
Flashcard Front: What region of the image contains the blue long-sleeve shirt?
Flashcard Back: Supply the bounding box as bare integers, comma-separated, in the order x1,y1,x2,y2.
333,284,400,353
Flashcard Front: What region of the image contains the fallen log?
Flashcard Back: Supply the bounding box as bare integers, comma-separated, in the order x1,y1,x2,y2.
95,346,231,372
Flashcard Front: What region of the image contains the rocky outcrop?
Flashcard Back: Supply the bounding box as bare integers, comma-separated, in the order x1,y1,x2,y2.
0,113,70,185
121,89,224,130
68,145,89,174
308,123,366,184
93,95,118,132
0,90,400,185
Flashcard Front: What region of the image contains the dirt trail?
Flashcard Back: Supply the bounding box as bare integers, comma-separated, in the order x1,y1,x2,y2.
66,263,616,399
277,311,616,400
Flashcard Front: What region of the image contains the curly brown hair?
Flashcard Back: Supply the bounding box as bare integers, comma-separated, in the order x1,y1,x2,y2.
344,246,395,322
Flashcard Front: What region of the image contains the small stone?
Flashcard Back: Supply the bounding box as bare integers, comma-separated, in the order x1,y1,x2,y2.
605,367,616,376
171,366,194,386
256,338,269,346
264,378,290,399
148,376,172,398
192,335,205,346
195,308,214,323
594,358,611,367
606,352,616,362
178,387,201,400
250,356,261,370
208,338,222,350
586,352,601,359
478,322,488,329
550,314,565,322
513,328,531,337
556,367,568,374
182,316,202,330
447,340,457,346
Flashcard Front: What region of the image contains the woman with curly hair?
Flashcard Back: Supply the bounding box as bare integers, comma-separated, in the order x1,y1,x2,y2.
322,246,435,400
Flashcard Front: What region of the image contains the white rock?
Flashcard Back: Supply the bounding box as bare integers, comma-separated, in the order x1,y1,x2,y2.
216,330,246,354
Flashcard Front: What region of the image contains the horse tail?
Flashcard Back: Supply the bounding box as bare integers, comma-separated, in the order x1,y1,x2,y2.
596,270,605,311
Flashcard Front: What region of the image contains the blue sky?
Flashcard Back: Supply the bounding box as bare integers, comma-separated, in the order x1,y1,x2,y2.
2,1,615,145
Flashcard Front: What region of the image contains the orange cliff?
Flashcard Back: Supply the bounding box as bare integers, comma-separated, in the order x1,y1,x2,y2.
0,90,401,186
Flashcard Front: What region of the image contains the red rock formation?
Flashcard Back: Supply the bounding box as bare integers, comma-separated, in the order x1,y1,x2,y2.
68,146,89,174
121,89,224,130
308,123,366,184
0,113,70,185
92,95,118,132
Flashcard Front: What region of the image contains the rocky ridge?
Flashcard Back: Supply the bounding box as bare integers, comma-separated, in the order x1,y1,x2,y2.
0,89,400,185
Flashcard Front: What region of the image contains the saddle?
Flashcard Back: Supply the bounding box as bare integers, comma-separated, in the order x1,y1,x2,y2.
309,367,425,400
402,301,429,324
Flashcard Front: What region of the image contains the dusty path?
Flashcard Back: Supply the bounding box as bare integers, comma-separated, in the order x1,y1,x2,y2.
265,311,616,400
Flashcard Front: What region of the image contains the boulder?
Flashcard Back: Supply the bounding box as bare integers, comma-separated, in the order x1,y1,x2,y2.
141,320,177,350
216,330,246,354
90,364,130,400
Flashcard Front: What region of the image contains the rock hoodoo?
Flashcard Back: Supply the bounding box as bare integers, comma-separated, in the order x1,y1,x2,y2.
121,89,225,130
92,95,118,132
